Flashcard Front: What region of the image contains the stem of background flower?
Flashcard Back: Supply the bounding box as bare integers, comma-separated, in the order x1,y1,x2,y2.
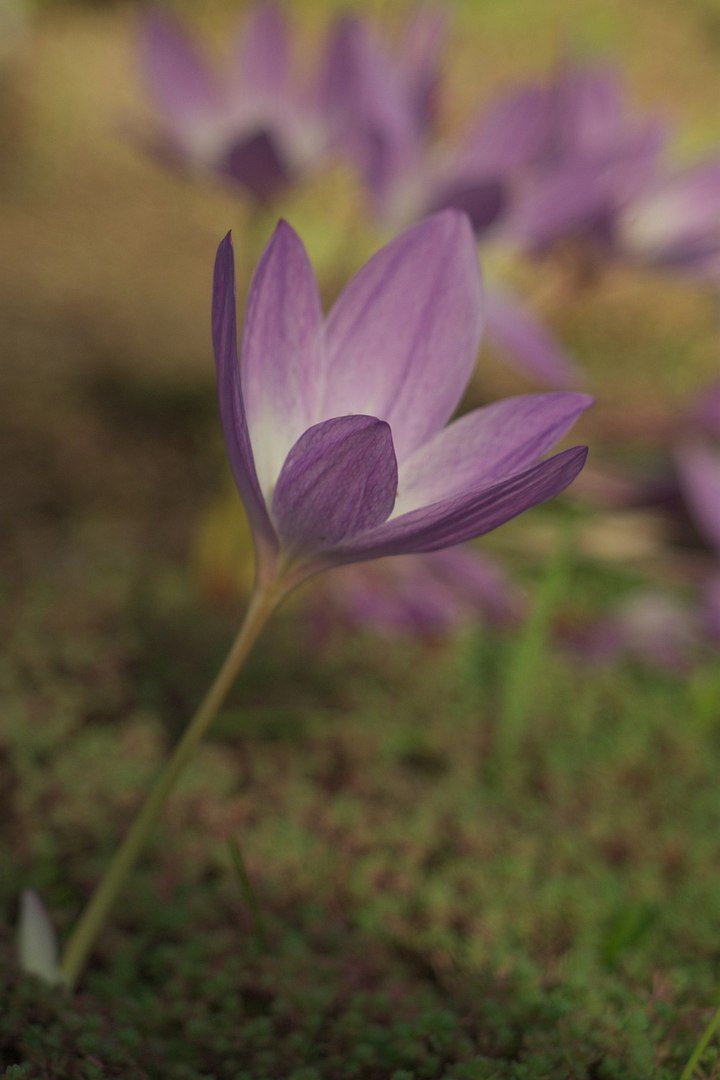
680,995,720,1080
59,575,288,991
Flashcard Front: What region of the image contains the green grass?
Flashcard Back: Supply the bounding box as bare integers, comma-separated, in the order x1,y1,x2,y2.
3,539,720,1077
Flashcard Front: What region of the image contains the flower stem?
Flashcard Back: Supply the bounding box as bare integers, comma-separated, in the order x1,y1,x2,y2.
59,579,285,991
681,995,720,1080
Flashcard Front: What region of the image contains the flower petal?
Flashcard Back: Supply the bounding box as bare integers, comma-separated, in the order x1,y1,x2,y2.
320,16,418,209
271,415,398,558
332,445,588,562
618,160,720,273
232,3,290,99
18,889,63,986
323,211,483,461
552,60,624,157
397,6,447,130
212,233,277,553
424,176,507,235
221,129,291,200
139,11,224,130
241,220,324,497
484,289,584,388
575,590,699,672
394,392,592,515
460,84,550,173
676,444,720,554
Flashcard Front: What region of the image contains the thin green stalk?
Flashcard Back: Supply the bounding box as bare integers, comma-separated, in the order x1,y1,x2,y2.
490,526,573,786
228,836,269,953
59,577,287,991
681,996,720,1080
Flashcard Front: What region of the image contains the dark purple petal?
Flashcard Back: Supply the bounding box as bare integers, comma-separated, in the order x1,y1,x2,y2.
220,129,293,200
212,233,277,553
323,212,483,461
424,176,508,235
240,221,324,497
139,11,223,128
332,446,588,562
395,392,592,514
675,444,720,555
485,289,584,388
271,415,398,557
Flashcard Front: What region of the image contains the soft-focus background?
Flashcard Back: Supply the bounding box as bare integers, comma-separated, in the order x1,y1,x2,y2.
3,1,720,1076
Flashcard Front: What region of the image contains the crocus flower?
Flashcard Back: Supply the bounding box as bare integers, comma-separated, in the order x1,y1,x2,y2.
572,386,720,672
615,160,720,280
504,59,720,282
213,210,591,589
307,545,525,641
574,590,701,673
321,12,583,388
192,485,523,641
138,4,332,200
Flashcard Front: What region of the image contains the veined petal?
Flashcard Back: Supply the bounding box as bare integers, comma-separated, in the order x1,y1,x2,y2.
394,392,592,515
485,289,584,388
241,221,324,497
323,211,483,461
676,444,720,554
212,233,277,553
271,415,398,558
140,11,223,128
331,446,588,562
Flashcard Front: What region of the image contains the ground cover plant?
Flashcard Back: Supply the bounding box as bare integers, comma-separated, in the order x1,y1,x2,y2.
2,0,720,1076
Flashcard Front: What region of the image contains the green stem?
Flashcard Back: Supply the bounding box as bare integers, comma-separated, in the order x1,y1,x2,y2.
59,578,286,991
681,995,720,1080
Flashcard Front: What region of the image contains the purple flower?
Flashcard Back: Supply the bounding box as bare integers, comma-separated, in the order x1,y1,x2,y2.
504,58,666,253
615,160,720,279
502,58,720,281
308,545,525,641
138,5,332,200
575,590,701,673
321,13,585,388
212,211,591,586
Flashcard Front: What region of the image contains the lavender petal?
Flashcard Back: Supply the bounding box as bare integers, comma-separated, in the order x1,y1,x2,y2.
271,415,398,558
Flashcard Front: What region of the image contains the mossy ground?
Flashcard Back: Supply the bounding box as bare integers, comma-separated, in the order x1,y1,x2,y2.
3,1,720,1077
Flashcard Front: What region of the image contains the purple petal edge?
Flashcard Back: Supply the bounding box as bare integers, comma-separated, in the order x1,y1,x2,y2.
212,233,277,553
331,446,588,563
